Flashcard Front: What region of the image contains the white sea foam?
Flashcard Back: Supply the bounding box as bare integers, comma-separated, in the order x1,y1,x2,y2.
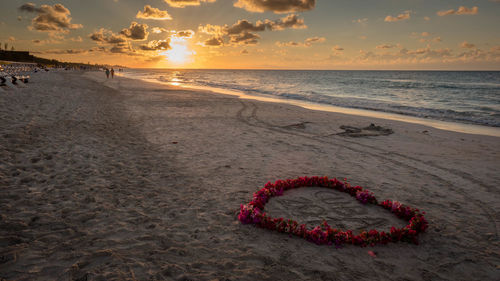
122,69,500,128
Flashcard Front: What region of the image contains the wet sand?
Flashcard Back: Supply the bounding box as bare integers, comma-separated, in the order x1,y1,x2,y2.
0,71,499,280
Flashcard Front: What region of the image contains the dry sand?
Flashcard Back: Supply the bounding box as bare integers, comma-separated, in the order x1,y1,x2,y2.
0,71,499,280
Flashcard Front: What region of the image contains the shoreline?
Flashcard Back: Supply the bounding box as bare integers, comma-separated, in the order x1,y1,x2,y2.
120,72,500,138
1,70,499,280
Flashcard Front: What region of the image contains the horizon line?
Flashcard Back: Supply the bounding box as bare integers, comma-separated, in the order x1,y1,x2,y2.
129,67,500,71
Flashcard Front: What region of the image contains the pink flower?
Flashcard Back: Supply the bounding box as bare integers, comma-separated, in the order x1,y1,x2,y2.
239,176,428,247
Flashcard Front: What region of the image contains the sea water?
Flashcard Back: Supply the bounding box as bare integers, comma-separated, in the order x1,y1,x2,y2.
122,69,500,128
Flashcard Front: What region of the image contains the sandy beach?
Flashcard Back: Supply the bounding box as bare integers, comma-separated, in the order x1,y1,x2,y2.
1,71,499,280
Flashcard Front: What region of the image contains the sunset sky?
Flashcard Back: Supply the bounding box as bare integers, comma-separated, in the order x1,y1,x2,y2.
1,0,499,69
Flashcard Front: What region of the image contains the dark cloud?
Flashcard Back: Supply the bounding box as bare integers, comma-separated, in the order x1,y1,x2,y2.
139,40,171,51
227,14,305,34
89,29,126,44
145,56,165,63
234,0,315,14
89,46,107,53
31,37,61,45
136,5,172,20
120,22,149,41
402,47,453,58
18,3,82,32
332,45,344,51
227,20,267,35
49,46,105,55
376,44,394,49
164,0,216,8
204,37,224,46
269,14,306,30
43,49,88,54
230,32,260,44
108,43,141,56
200,14,306,46
304,36,325,45
89,28,138,56
110,46,129,54
18,3,37,13
88,23,166,59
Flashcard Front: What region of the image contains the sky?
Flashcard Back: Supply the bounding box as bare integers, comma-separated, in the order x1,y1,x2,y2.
1,0,499,70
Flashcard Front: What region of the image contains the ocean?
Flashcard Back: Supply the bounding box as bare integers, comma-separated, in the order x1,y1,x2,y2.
121,69,500,128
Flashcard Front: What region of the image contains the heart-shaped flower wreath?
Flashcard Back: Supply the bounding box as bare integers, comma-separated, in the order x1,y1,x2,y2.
238,176,428,247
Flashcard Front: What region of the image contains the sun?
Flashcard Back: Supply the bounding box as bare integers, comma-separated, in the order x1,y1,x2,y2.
162,38,195,66
165,44,190,64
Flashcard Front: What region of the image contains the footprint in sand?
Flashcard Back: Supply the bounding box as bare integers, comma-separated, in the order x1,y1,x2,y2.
337,123,394,137
264,187,405,232
281,122,311,130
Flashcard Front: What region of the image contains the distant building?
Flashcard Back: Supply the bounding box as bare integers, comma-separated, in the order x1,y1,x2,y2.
0,50,34,62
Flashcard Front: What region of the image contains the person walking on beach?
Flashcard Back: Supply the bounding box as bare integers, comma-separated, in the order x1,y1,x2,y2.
111,68,115,78
105,68,110,79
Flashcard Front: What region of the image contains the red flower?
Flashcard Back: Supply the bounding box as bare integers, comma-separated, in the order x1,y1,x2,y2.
238,176,428,247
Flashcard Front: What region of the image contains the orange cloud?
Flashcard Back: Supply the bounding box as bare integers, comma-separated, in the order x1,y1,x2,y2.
164,0,216,8
203,37,224,47
352,18,368,24
332,45,344,51
331,45,344,55
460,41,476,49
152,27,168,34
276,36,325,47
376,44,394,49
385,11,411,22
176,30,195,38
304,37,325,46
437,6,478,16
199,24,226,37
70,36,83,42
136,5,172,20
140,40,171,51
276,41,300,47
120,22,149,41
32,38,60,45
